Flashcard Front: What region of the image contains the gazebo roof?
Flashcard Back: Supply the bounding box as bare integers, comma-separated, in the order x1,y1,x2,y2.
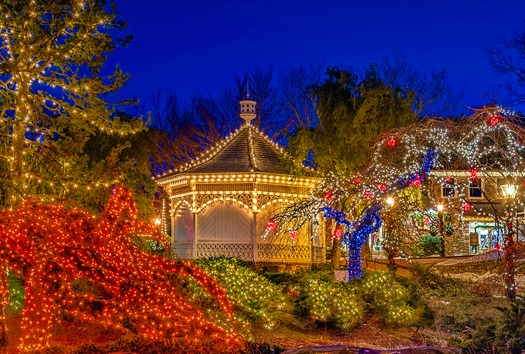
157,124,292,181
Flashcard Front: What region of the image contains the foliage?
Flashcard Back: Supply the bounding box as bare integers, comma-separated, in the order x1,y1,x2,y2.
6,273,24,313
286,66,416,176
290,270,419,330
356,271,418,325
0,186,240,351
409,264,508,336
0,0,147,212
293,272,364,331
191,257,293,338
461,300,525,354
408,235,442,257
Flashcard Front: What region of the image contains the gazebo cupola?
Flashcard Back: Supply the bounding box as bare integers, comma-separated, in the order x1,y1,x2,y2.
155,96,323,265
239,93,256,125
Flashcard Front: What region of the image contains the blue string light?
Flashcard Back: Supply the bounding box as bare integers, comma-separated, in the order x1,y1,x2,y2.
347,204,382,280
320,148,436,280
394,148,437,188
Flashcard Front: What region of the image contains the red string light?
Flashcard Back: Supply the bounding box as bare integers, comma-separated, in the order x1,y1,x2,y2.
386,136,398,148
0,186,241,352
324,190,334,200
266,219,277,232
334,226,343,239
486,114,501,126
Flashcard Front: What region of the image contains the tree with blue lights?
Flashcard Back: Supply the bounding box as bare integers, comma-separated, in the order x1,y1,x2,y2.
271,106,525,291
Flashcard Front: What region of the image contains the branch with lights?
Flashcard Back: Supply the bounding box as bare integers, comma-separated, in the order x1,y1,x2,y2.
266,106,525,290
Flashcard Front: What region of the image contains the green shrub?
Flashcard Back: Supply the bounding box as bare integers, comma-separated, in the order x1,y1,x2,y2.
408,235,441,257
292,272,364,331
7,273,24,313
356,271,418,325
193,257,292,336
410,263,509,341
461,300,525,354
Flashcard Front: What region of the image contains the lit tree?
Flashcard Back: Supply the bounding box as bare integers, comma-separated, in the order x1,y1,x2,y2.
0,0,144,207
285,66,416,269
270,105,525,295
370,106,525,299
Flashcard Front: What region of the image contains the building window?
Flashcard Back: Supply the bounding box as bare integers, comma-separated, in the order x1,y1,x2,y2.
469,179,483,198
442,179,455,197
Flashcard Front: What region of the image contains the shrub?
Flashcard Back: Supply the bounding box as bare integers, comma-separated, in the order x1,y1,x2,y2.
461,300,525,354
292,272,364,331
408,235,441,257
7,273,24,313
192,257,292,337
356,271,419,325
410,263,508,339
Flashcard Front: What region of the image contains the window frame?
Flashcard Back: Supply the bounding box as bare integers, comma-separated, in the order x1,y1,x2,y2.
441,178,456,198
469,179,483,199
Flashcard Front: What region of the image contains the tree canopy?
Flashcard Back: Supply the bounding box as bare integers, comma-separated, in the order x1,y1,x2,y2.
488,20,525,106
0,0,149,212
286,66,416,176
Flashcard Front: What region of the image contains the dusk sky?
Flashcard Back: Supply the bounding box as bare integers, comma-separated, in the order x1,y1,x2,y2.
111,0,525,114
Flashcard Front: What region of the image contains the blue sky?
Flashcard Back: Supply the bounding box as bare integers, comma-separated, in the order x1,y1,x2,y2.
110,0,525,114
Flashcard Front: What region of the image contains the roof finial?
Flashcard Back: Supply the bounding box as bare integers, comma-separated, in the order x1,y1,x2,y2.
239,82,256,125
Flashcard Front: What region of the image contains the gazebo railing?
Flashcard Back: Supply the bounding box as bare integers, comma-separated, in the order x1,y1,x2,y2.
173,241,322,264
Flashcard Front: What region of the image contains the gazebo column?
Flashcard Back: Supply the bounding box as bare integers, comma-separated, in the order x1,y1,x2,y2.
252,212,258,263
170,199,176,244
192,212,199,258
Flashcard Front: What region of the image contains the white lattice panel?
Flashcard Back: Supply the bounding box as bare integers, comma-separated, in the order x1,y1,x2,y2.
173,242,193,259
197,242,253,260
198,204,252,242
257,244,311,263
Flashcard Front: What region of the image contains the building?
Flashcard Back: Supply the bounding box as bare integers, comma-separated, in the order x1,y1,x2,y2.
155,96,324,266
429,170,523,255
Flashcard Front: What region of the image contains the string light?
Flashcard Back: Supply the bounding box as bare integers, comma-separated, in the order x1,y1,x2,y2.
0,186,241,352
269,106,524,285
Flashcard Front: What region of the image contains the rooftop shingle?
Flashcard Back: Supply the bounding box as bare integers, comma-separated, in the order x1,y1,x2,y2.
162,124,291,177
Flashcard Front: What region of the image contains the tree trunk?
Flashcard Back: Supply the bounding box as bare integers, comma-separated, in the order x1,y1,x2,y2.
11,77,30,201
387,249,397,274
330,236,341,269
503,222,516,300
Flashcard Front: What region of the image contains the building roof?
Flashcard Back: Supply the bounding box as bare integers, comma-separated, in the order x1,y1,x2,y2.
157,124,292,179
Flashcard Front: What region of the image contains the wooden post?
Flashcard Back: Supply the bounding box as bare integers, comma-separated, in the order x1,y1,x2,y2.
192,213,199,259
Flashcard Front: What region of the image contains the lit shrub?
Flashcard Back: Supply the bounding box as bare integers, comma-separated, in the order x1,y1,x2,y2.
193,257,292,335
293,273,364,331
7,273,24,313
357,271,418,325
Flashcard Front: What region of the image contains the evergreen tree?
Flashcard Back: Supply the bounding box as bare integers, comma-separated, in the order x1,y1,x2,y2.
0,0,145,209
287,66,415,176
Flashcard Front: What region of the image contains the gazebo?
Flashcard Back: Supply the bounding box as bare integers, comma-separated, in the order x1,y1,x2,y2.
155,96,324,265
